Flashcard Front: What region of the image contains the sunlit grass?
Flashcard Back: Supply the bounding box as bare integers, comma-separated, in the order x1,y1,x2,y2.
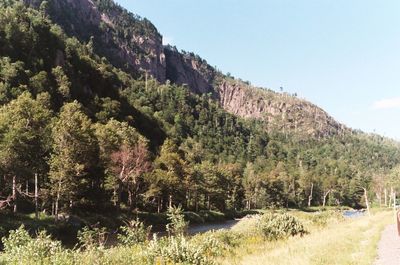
222,210,393,265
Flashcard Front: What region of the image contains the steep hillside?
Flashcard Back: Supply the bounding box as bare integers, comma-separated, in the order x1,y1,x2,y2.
22,0,346,138
1,0,400,219
24,0,166,81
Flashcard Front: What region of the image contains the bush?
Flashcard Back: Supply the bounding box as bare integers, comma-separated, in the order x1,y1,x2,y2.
118,219,151,245
166,206,188,236
1,225,72,264
77,226,108,250
146,235,215,265
258,213,307,240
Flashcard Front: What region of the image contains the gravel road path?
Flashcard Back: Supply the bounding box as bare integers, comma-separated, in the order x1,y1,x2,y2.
375,224,400,265
187,219,240,235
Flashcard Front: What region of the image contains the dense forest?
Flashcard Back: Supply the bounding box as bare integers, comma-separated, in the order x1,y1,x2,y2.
0,0,400,225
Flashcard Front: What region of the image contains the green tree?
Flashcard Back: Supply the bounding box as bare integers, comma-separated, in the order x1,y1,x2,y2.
49,101,97,219
0,92,52,212
150,139,186,210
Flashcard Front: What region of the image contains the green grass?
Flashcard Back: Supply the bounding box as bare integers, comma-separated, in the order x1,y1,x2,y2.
0,208,393,264
222,209,393,265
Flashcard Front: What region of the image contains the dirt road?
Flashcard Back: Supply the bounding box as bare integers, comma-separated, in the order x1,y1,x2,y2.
375,224,400,265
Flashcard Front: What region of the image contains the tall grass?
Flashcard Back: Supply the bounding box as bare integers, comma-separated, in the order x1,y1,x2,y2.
0,209,392,265
222,210,393,265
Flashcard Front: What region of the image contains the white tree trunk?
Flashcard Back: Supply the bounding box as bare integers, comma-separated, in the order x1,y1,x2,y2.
55,180,62,221
35,173,38,219
308,183,314,207
12,176,17,213
363,188,371,217
322,189,331,207
384,188,387,207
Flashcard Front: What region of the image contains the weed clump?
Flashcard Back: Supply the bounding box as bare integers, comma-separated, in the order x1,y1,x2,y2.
258,212,307,240
118,219,151,246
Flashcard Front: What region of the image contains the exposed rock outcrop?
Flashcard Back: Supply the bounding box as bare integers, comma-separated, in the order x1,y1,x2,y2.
164,47,216,95
25,0,166,82
217,80,347,137
24,0,347,138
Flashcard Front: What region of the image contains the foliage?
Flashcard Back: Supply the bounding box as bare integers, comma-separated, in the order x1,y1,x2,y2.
77,226,108,250
166,205,188,236
118,219,151,246
0,0,399,224
146,235,216,265
258,212,307,240
2,225,71,265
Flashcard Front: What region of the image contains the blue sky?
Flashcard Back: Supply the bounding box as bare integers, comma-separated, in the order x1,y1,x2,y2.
116,0,400,139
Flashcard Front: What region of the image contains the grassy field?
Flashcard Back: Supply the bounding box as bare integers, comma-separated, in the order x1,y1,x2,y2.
222,210,394,265
0,208,394,264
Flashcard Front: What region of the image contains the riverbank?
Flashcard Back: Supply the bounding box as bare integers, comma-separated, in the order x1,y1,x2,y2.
1,207,390,264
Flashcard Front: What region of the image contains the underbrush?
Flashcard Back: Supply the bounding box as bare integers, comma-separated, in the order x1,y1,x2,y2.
0,209,347,264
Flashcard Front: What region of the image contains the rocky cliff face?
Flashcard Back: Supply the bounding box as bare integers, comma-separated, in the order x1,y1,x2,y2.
25,0,166,82
164,47,216,95
217,80,347,137
25,0,347,138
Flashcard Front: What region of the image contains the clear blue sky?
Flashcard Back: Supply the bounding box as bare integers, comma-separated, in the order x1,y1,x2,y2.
116,0,400,139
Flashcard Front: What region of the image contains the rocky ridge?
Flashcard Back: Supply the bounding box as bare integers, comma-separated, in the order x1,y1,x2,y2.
25,0,347,137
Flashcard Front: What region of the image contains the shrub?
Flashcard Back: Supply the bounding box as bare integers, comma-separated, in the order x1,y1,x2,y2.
1,225,72,264
118,219,151,245
146,235,214,265
258,212,307,240
309,211,344,227
166,206,188,236
77,226,108,250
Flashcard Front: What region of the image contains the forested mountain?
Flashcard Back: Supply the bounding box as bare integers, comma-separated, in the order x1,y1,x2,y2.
0,0,399,220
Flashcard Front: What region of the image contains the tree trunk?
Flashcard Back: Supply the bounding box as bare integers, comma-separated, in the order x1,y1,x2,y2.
128,188,133,210
116,180,122,211
169,194,172,208
35,173,38,219
195,192,199,212
389,187,393,207
186,189,191,210
113,187,117,206
363,188,371,216
376,192,382,207
207,195,211,210
157,197,161,213
55,180,62,221
322,189,331,207
384,188,387,207
12,176,17,213
308,183,314,207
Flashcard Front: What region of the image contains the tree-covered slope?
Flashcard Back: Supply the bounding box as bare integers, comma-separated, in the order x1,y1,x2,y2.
0,0,399,220
20,0,347,138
